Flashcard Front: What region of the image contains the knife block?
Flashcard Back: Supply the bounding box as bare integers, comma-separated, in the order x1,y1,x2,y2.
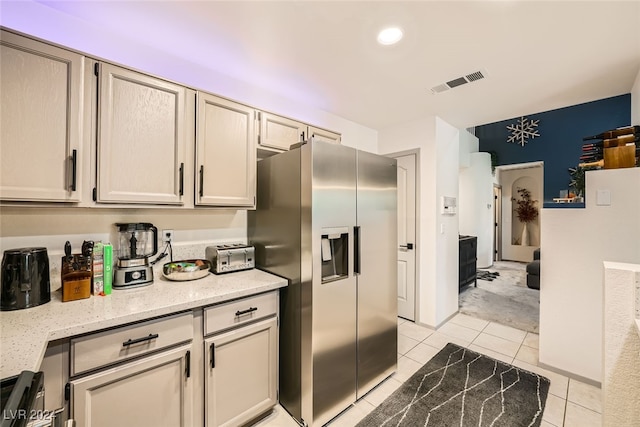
61,254,92,302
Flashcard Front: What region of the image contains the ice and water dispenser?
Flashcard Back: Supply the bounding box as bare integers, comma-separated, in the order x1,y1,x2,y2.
321,227,349,283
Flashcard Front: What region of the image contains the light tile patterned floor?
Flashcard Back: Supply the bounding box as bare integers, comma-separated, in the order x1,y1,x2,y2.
256,313,602,427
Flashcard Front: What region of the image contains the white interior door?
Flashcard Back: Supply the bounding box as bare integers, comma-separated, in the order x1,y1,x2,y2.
395,154,417,321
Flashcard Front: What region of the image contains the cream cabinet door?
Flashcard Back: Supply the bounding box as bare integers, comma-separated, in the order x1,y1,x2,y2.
196,93,256,207
0,30,83,202
205,317,277,427
308,126,341,144
96,63,186,204
258,111,305,151
71,344,193,427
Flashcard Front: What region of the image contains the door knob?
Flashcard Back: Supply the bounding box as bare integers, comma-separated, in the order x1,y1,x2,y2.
399,243,414,250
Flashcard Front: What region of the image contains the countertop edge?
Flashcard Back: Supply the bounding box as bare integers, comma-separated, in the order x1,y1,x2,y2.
1,270,287,378
47,282,284,340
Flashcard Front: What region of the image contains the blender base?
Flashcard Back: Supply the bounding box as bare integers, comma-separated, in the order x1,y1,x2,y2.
113,265,154,289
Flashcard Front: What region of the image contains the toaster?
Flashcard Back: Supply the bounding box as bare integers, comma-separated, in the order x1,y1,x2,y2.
206,244,255,274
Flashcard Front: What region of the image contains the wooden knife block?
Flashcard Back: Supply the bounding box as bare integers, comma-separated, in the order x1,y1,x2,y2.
61,255,92,302
604,145,636,169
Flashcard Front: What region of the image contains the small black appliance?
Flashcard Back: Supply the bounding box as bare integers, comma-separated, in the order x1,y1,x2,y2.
1,247,51,311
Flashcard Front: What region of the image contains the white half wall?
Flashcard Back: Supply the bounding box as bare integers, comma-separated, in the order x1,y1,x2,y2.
632,67,640,125
540,168,640,382
378,116,460,328
602,262,640,426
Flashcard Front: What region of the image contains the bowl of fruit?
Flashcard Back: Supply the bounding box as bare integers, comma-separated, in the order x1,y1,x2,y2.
162,259,211,281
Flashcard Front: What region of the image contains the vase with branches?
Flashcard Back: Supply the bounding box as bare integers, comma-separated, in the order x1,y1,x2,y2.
513,187,538,246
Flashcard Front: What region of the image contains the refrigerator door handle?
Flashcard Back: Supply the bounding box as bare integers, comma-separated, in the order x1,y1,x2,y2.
354,226,361,275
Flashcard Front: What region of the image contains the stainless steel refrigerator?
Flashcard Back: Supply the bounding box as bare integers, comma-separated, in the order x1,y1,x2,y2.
248,140,397,426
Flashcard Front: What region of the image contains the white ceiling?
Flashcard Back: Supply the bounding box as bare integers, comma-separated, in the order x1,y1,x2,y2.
10,1,640,130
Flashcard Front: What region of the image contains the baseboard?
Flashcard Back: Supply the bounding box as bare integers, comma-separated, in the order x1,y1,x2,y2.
537,361,601,388
434,311,459,330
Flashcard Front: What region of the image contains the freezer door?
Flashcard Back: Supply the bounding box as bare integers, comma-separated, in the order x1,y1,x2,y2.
310,141,358,426
356,150,398,399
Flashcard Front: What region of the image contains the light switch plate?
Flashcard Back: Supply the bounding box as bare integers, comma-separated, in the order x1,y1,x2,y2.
596,189,611,206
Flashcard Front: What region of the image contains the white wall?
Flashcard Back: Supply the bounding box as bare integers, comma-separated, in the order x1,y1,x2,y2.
632,67,640,125
378,116,460,328
459,152,494,268
458,130,479,168
434,118,461,324
602,262,640,426
540,168,640,382
497,165,543,262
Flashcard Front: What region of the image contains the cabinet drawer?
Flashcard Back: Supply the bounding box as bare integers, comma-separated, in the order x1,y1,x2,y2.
71,312,193,376
204,292,277,336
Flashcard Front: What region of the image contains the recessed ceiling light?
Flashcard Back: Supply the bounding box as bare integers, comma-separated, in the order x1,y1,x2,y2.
377,27,403,45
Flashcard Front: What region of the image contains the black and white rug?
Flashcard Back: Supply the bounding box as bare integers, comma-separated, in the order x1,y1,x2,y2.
356,343,550,427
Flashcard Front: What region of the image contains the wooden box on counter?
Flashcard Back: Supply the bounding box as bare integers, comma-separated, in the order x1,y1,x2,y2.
604,145,636,169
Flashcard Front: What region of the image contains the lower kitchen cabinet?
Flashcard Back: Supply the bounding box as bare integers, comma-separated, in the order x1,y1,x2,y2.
204,317,278,427
36,291,279,427
71,343,194,427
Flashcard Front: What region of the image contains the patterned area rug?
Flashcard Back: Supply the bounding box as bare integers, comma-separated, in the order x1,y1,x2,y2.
356,343,550,427
459,261,540,333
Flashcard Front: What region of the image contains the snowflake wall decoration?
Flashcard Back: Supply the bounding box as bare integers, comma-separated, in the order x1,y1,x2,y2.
506,116,540,147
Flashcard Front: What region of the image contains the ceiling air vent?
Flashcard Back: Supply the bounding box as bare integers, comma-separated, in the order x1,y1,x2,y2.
446,77,468,88
430,83,450,94
465,70,486,82
430,68,488,94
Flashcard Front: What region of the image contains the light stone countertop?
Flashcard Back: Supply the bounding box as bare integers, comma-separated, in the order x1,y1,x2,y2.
0,269,287,379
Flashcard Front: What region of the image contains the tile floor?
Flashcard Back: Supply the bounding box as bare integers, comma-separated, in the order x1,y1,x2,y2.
255,313,602,427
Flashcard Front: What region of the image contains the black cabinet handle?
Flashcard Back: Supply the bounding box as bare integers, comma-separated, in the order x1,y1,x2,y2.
210,343,215,369
235,307,257,316
399,243,414,250
199,165,204,197
185,350,191,378
179,162,184,196
122,333,158,347
70,149,77,191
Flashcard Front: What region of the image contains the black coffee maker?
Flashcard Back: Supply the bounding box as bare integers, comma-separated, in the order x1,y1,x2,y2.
1,247,51,311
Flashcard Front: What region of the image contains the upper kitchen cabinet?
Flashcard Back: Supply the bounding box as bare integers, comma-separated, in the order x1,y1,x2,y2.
96,63,187,205
308,126,341,145
257,111,305,152
196,93,256,207
0,30,83,202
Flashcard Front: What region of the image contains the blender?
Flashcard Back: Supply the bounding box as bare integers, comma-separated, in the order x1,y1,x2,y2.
113,223,158,289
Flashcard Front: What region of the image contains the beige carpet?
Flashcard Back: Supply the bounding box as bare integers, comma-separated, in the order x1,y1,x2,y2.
458,261,540,333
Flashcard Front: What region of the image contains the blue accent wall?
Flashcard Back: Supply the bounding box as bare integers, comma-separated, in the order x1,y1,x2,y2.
476,94,631,204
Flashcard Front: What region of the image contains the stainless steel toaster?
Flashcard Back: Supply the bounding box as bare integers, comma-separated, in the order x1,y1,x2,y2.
206,244,255,274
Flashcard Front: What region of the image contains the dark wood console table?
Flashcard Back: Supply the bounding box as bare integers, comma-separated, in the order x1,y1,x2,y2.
459,235,477,289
